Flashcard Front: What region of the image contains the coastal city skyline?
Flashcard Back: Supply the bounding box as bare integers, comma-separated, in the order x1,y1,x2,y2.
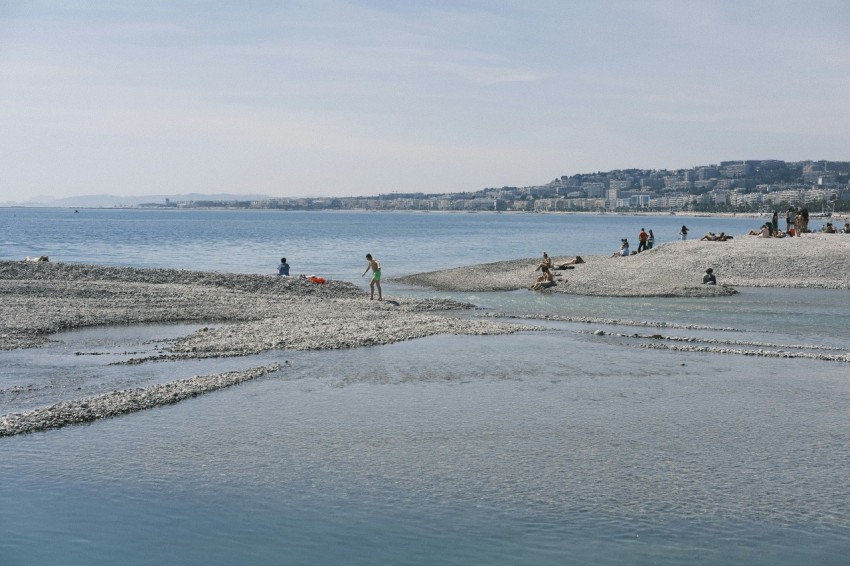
2,2,849,203
17,158,846,213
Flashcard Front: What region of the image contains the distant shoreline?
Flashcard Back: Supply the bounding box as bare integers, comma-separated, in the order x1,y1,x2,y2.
8,205,845,221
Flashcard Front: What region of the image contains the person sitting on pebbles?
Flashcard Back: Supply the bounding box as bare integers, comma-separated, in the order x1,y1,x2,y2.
531,269,557,290
748,224,771,238
702,268,717,285
535,252,553,273
611,238,630,257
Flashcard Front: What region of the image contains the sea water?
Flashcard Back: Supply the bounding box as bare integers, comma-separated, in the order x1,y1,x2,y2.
1,208,849,565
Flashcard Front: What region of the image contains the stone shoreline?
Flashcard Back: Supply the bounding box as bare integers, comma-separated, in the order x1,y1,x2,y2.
0,364,282,437
3,235,847,436
392,234,850,296
0,261,532,436
0,261,529,354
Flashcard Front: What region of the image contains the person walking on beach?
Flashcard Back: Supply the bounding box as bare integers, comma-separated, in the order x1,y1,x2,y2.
771,211,778,233
277,257,290,276
680,225,689,240
362,253,382,300
637,228,649,253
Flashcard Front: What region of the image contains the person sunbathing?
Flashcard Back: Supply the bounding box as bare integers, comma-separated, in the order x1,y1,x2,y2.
535,252,553,272
748,225,771,238
555,256,584,269
611,239,630,257
531,270,557,290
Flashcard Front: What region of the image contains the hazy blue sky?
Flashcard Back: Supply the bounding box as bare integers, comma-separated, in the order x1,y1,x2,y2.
2,1,848,200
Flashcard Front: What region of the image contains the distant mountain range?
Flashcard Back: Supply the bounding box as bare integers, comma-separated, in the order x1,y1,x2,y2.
0,193,273,208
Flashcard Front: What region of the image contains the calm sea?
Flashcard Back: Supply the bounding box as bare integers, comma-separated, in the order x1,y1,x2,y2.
1,208,849,565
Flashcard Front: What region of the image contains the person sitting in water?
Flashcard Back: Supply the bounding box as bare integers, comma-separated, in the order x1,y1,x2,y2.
278,257,290,276
611,239,629,257
702,268,717,285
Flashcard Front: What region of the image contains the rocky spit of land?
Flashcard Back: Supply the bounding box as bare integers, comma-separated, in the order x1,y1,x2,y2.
0,261,532,436
392,234,850,296
0,261,528,355
0,364,282,437
3,235,848,436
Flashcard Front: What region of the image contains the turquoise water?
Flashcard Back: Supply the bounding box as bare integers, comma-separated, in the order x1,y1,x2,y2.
2,208,849,564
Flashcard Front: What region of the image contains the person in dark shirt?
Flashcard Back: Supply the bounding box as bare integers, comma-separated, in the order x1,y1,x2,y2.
278,257,290,276
702,268,716,285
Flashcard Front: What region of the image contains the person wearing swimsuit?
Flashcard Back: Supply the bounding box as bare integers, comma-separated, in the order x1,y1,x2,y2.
362,253,382,300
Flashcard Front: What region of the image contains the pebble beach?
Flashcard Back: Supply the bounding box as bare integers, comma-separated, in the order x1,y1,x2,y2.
2,233,848,436
393,234,850,296
0,261,527,435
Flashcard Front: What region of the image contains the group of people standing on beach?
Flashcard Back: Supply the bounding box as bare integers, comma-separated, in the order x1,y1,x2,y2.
784,207,809,236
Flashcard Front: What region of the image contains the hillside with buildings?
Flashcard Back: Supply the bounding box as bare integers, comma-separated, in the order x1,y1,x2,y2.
152,159,850,213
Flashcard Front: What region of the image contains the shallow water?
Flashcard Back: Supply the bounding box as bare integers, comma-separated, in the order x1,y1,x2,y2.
2,209,849,564
2,332,850,565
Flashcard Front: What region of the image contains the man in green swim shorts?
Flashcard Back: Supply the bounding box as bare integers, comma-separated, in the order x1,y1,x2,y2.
362,253,382,300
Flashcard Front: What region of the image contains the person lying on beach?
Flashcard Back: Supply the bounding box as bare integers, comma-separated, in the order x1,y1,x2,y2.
700,232,717,241
555,256,584,269
23,256,49,262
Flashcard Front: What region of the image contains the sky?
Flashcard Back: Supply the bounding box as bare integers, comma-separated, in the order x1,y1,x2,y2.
1,1,849,201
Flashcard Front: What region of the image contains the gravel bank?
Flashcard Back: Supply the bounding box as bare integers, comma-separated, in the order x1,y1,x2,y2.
0,261,530,353
392,234,850,296
0,364,282,436
1,262,533,436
